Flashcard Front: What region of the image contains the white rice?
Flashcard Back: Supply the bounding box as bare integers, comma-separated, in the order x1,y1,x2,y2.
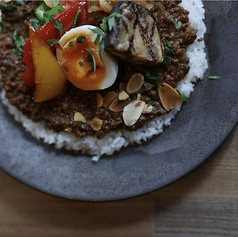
0,0,208,161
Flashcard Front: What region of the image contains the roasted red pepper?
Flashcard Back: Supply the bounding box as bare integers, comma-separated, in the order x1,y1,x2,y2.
23,39,35,87
23,1,100,88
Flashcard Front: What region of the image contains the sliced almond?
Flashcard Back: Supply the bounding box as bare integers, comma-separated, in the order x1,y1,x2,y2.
74,112,87,123
123,100,145,126
158,83,182,111
96,93,103,108
119,90,129,101
91,117,103,131
99,0,115,13
126,73,144,95
109,99,130,112
143,104,154,114
44,0,53,8
65,127,73,132
137,93,141,100
102,91,118,109
87,5,102,13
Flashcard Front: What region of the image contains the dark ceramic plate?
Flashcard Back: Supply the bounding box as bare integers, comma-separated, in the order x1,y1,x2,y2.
0,2,238,201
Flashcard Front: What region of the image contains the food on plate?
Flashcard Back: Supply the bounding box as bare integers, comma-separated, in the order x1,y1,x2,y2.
104,1,164,66
29,24,68,102
0,0,208,160
56,24,118,90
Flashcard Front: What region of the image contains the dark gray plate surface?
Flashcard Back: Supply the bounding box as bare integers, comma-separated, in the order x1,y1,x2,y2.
0,2,237,201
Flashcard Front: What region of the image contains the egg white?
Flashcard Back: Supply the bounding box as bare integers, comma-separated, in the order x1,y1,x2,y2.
56,25,118,90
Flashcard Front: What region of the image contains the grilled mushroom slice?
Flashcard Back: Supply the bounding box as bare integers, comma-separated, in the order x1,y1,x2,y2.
104,1,164,66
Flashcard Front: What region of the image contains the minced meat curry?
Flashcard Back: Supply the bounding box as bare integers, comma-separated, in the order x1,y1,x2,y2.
0,0,197,139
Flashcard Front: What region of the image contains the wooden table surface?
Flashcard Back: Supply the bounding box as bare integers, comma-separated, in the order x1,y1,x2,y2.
0,124,237,237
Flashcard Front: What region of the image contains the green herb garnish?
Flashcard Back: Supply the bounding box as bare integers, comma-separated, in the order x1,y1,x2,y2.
172,20,182,31
142,83,154,91
54,19,63,36
177,88,188,102
90,27,103,45
94,34,101,45
165,47,175,56
44,5,64,23
79,61,84,67
47,38,59,47
90,27,102,35
142,69,160,90
35,2,51,24
85,48,96,72
145,69,160,84
0,21,7,33
89,27,105,59
69,41,74,47
73,7,82,26
29,18,41,30
100,12,122,33
164,40,175,66
76,36,86,43
167,40,174,48
35,2,64,25
0,4,17,17
13,30,25,58
208,75,221,80
164,56,171,66
19,11,28,19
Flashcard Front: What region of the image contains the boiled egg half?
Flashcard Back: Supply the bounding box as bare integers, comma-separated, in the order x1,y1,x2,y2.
56,25,118,91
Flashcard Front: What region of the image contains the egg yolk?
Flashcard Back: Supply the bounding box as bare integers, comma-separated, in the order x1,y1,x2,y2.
59,33,106,90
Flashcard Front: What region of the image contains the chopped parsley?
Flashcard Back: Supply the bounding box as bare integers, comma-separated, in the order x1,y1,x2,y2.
19,11,28,19
164,40,175,66
172,19,182,31
76,36,86,43
79,61,84,67
0,21,7,33
90,27,103,45
13,30,25,58
73,7,82,26
35,2,51,24
142,83,154,91
54,19,63,36
68,41,74,47
44,5,65,23
177,88,188,101
145,69,160,83
29,18,41,30
85,48,96,72
0,4,17,17
94,34,101,45
46,38,59,47
89,27,105,59
164,56,171,66
90,27,104,59
142,69,160,90
100,12,122,32
75,33,100,72
35,2,64,25
166,40,174,48
208,75,221,80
